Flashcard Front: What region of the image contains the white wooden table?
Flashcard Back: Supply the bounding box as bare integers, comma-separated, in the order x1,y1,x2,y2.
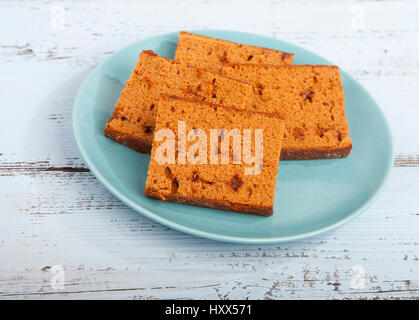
1,0,418,300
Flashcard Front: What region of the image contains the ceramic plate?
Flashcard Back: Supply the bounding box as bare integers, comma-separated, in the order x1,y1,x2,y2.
73,30,393,243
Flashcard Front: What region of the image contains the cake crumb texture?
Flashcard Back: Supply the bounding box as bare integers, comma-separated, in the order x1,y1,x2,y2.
144,97,285,216
104,50,255,153
221,64,352,159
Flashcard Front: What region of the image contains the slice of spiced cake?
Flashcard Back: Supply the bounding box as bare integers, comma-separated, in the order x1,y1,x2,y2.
174,31,294,73
104,50,255,153
144,96,285,216
221,64,352,160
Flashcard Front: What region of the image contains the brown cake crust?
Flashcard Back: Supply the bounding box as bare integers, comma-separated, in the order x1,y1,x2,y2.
281,145,352,160
145,191,273,216
105,129,351,161
104,130,152,153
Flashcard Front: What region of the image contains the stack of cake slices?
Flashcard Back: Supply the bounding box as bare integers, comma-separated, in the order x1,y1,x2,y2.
104,31,352,216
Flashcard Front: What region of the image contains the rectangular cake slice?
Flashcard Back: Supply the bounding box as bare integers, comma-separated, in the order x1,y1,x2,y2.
221,64,352,160
104,50,255,153
174,31,294,73
144,96,285,216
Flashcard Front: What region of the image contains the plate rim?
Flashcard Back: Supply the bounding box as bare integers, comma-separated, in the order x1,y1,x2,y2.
73,29,394,244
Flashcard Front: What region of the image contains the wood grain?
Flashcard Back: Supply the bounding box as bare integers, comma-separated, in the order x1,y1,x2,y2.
0,0,418,300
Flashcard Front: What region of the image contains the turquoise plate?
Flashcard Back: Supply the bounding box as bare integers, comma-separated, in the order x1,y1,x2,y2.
73,30,393,244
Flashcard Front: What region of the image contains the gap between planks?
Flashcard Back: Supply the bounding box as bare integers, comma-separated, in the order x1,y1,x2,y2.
0,155,418,176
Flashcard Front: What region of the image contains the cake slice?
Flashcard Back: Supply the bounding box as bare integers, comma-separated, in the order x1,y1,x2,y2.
104,50,255,153
144,96,285,216
174,31,294,73
221,64,352,160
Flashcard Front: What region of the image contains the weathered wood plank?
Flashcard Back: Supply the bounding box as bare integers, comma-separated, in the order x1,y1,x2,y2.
0,167,417,299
